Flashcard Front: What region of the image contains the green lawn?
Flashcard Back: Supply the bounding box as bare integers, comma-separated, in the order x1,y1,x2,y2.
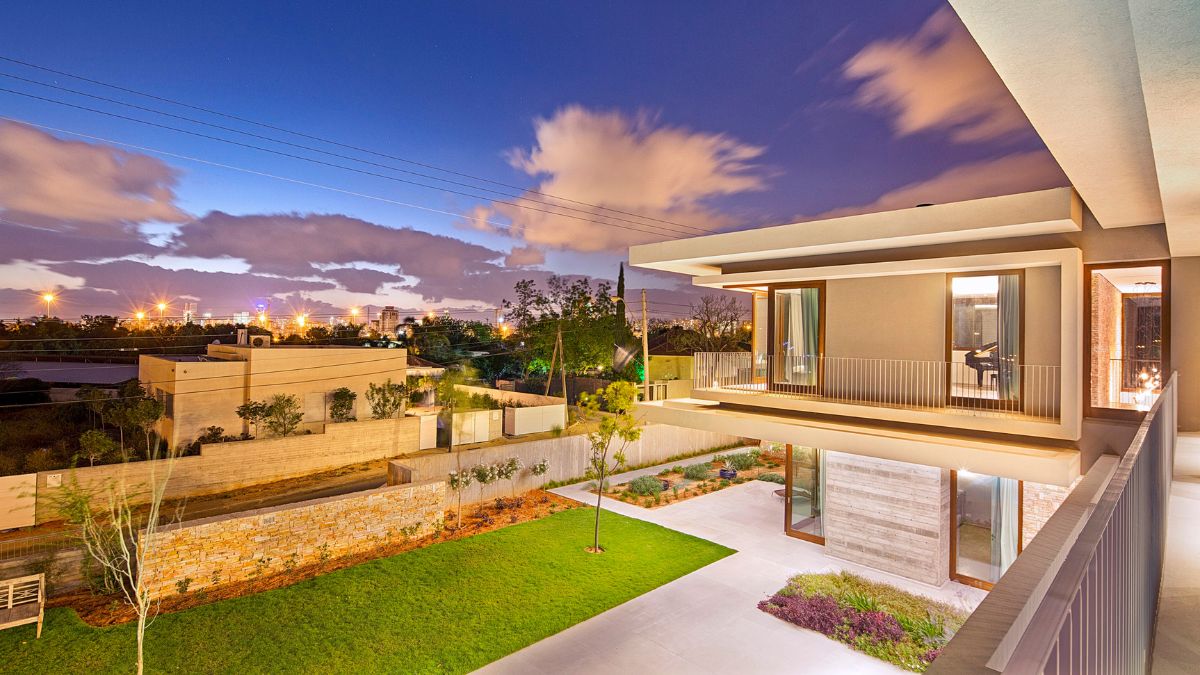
0,508,733,674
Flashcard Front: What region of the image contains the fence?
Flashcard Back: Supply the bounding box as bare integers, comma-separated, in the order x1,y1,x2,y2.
930,374,1177,674
693,352,1062,420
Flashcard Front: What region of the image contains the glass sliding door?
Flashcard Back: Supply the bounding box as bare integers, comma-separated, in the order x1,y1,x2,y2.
1086,262,1169,415
948,272,1022,411
771,283,823,392
785,445,825,544
951,471,1021,588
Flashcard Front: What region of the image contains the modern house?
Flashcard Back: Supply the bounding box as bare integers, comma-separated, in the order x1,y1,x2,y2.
139,334,413,449
629,0,1198,601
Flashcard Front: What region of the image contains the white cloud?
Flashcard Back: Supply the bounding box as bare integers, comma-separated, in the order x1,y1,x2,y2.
842,7,1031,143
504,245,545,267
811,150,1068,218
0,121,188,231
485,105,767,252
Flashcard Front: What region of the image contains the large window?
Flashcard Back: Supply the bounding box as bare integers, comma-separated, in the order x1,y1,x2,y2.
785,445,825,544
1087,263,1168,415
770,283,823,391
948,272,1022,408
951,471,1021,588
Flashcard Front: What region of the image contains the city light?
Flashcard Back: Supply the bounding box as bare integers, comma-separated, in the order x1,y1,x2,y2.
156,301,168,321
41,292,55,317
135,310,146,322
257,312,267,324
295,313,307,328
350,307,360,317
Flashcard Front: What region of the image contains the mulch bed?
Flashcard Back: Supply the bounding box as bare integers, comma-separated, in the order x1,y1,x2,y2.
601,448,786,509
51,489,580,627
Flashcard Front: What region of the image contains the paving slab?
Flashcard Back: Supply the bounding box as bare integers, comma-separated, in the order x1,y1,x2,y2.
478,454,986,674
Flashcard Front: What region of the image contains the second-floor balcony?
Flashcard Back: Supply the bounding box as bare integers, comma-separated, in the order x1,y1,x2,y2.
693,352,1065,425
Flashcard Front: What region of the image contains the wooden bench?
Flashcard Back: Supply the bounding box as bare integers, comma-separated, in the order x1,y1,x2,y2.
0,573,44,638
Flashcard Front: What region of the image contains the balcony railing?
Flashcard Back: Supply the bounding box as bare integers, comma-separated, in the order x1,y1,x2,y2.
930,374,1176,674
693,352,1062,421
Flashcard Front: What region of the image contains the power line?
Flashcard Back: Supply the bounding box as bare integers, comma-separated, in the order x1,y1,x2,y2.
0,54,718,234
0,88,697,241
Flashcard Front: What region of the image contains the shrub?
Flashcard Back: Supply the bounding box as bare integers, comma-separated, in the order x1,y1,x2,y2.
197,426,225,444
758,593,846,637
723,452,759,471
682,463,711,480
757,472,786,484
844,590,882,613
329,387,357,422
627,475,664,496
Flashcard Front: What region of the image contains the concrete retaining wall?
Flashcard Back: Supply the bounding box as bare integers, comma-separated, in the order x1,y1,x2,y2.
400,424,742,506
823,451,951,586
141,479,445,599
33,416,421,523
454,384,563,408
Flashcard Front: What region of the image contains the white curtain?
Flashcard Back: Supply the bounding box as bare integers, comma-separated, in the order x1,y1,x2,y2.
991,477,1020,577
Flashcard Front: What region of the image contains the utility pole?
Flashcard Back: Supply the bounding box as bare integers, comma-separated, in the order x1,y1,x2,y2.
544,325,559,397
558,326,568,405
641,288,650,401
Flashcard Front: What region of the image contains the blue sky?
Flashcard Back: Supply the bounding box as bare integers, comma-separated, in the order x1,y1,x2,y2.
0,1,1066,320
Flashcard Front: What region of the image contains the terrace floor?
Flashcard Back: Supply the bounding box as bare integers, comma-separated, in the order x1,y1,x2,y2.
1151,433,1200,674
479,457,987,674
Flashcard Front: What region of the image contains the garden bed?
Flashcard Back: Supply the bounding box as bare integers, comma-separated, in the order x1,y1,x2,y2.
599,447,786,508
757,572,969,672
51,489,580,626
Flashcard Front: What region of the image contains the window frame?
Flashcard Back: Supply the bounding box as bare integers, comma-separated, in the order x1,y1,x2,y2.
944,269,1026,411
766,280,826,394
1083,259,1171,420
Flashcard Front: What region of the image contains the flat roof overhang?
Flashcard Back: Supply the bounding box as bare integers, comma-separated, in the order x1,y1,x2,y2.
638,399,1080,487
628,188,1082,276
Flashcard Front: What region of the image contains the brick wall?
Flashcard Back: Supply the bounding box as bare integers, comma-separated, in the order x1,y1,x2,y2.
1022,479,1078,549
140,479,445,599
1090,273,1121,407
33,416,421,523
823,452,951,586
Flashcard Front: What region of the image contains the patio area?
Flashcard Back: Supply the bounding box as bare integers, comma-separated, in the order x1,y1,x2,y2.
478,454,986,674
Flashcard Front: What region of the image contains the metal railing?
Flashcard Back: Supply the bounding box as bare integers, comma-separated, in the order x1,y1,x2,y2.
930,375,1177,674
0,531,78,563
692,352,1061,420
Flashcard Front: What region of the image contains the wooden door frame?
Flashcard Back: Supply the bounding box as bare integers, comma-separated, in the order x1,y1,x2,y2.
944,270,1026,412
784,444,826,545
1082,260,1171,420
949,470,1024,591
767,281,826,394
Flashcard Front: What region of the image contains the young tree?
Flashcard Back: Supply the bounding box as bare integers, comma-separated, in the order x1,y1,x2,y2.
263,394,303,436
470,462,498,514
235,400,269,437
75,385,109,429
366,379,408,419
328,387,357,423
124,397,165,459
530,457,551,485
496,456,523,500
54,420,180,674
672,294,749,353
77,429,117,466
447,469,473,530
578,381,643,553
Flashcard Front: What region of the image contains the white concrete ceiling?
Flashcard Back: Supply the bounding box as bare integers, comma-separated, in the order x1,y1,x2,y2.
950,0,1200,255
1128,1,1200,255
629,188,1081,276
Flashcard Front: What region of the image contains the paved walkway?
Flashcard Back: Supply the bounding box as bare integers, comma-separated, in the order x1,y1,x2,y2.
479,455,986,674
1152,433,1200,674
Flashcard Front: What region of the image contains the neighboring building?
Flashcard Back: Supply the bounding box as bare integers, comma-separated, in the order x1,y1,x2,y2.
182,302,197,325
630,184,1195,589
379,306,400,337
139,336,410,449
232,311,250,325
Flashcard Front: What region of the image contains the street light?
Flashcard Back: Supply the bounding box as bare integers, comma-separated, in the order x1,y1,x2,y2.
156,302,167,322
41,293,55,318
135,310,146,326
296,314,307,328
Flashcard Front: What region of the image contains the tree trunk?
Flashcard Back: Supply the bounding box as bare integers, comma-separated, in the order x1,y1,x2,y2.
592,463,606,552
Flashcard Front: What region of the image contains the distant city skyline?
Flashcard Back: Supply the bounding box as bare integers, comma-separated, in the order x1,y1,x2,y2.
0,1,1066,320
